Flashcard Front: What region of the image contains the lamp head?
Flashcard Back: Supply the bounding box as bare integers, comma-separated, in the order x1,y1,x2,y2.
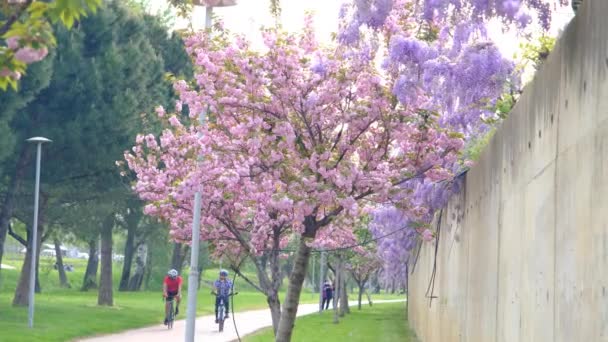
26,137,52,144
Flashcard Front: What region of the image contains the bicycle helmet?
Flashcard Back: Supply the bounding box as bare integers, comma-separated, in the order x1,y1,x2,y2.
168,269,178,279
219,269,229,277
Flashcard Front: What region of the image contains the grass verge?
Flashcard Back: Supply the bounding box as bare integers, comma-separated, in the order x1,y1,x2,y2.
243,302,416,342
0,255,403,341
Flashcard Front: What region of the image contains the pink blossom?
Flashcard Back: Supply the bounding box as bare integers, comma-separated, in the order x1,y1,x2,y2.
14,46,48,64
422,228,434,242
0,68,21,80
168,116,181,127
6,36,20,50
155,106,165,117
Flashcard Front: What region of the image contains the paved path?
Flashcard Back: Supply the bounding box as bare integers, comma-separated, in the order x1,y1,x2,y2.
76,299,405,342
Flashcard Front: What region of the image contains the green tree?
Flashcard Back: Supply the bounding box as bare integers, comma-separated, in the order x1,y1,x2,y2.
4,0,188,307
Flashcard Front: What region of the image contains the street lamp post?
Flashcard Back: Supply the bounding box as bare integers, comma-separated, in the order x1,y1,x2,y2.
26,137,51,328
185,2,238,341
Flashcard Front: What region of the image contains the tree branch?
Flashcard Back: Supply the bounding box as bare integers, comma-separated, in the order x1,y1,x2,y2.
327,261,335,275
230,265,265,293
41,230,50,243
8,223,27,247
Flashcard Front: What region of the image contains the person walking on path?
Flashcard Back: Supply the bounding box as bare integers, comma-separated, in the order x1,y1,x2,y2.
322,281,334,310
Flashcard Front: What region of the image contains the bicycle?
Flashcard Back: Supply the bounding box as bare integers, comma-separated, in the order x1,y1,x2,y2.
163,296,176,330
212,292,238,332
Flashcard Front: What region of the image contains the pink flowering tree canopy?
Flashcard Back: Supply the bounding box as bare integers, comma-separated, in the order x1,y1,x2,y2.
126,14,470,340
127,17,465,245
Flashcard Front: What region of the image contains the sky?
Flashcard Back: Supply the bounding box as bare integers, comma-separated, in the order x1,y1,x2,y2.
148,0,343,48
147,0,575,61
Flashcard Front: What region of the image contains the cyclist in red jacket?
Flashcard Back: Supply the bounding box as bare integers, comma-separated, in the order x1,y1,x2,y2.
163,269,183,325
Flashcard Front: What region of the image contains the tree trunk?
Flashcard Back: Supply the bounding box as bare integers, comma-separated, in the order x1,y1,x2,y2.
267,293,281,335
81,238,99,291
54,238,70,288
34,227,51,293
118,225,135,291
0,146,31,269
12,223,43,306
35,261,41,293
333,260,340,324
143,246,152,290
372,270,380,294
13,240,34,306
98,215,114,306
197,265,203,289
128,242,147,291
339,262,348,317
268,229,284,335
170,242,187,274
358,284,364,310
275,238,312,342
343,272,350,314
246,226,283,337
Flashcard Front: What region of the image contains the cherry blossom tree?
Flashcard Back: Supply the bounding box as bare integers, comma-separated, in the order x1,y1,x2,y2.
126,14,471,340
347,249,382,310
124,108,294,333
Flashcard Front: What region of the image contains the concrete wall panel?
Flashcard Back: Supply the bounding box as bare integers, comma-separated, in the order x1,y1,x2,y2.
408,1,608,341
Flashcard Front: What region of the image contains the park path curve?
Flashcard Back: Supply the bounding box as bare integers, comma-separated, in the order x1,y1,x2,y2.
76,299,405,342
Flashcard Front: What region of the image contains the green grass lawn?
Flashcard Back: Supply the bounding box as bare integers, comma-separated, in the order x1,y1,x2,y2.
0,255,277,341
0,254,404,341
244,302,417,342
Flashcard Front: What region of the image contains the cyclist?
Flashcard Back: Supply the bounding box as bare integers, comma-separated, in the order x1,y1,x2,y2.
163,269,182,325
213,269,233,323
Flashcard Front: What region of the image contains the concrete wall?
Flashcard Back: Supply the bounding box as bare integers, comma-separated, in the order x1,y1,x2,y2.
408,1,608,341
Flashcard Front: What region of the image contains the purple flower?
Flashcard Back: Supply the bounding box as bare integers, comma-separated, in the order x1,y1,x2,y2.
502,0,521,18
338,20,361,45
393,75,418,105
422,57,452,87
389,35,437,66
516,12,533,27
310,55,328,76
338,3,350,18
305,91,320,109
368,0,393,28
